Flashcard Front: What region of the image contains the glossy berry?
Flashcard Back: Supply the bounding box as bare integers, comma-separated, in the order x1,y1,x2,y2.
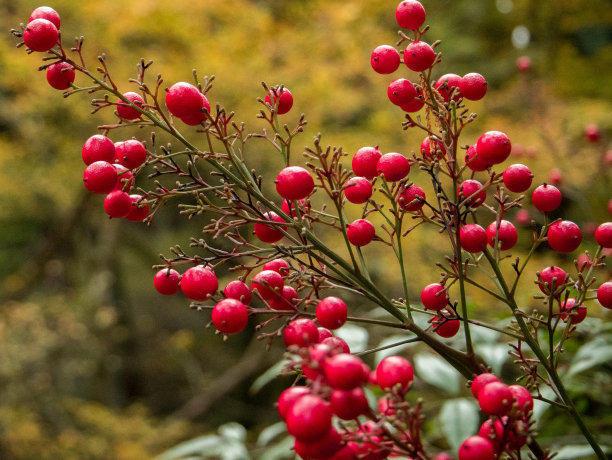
432,317,460,338
223,280,252,304
460,73,487,101
538,266,568,294
352,146,382,179
343,177,372,204
262,258,290,275
116,92,144,120
286,395,332,441
376,152,410,181
275,166,314,200
370,45,400,74
396,0,426,31
421,283,449,310
595,222,612,248
29,6,61,29
277,386,310,419
478,381,513,415
549,168,562,185
584,123,601,143
153,268,180,295
547,220,582,253
23,18,58,52
486,220,518,251
477,419,505,450
269,285,299,311
211,299,249,334
322,336,350,354
458,436,495,460
403,41,436,72
251,270,284,300
281,198,310,217
114,139,147,169
294,428,343,459
375,356,414,392
330,388,369,420
165,82,209,118
516,209,531,226
503,164,533,193
509,384,534,413
597,282,612,309
324,354,366,390
400,93,425,112
126,194,150,222
476,131,511,165
254,211,286,243
421,136,446,160
459,179,486,207
46,62,75,90
112,164,134,191
465,144,491,172
82,135,115,165
179,266,218,300
532,184,562,212
346,219,375,247
460,224,487,253
398,184,426,212
103,190,132,218
560,298,587,324
264,87,293,115
387,79,417,106
470,373,500,398
435,73,462,102
283,318,319,348
83,161,118,194
316,297,347,330
317,327,333,341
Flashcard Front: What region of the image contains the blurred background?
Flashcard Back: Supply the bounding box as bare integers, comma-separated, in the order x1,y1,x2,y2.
0,0,610,459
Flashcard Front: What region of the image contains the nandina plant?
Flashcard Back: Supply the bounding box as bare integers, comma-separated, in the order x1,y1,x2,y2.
11,2,610,459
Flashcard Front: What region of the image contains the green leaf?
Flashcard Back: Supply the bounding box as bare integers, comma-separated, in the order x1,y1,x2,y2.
478,344,508,375
250,360,287,394
374,334,419,363
414,354,461,395
439,398,479,451
156,435,221,460
257,422,287,447
567,336,612,377
532,386,557,426
555,444,610,459
335,324,369,352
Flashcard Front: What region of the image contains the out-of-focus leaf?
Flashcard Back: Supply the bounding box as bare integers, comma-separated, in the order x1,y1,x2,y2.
157,423,249,460
555,444,609,459
260,436,294,460
414,354,460,395
567,336,612,377
478,344,508,374
257,422,286,447
336,324,368,353
439,399,479,451
470,324,501,343
250,360,288,394
374,334,419,363
156,435,221,460
532,386,557,426
219,423,247,442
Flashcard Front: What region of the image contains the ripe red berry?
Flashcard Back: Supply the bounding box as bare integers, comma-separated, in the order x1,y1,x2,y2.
403,41,436,72
317,327,333,341
23,18,58,52
302,343,334,380
460,224,487,253
421,283,449,310
547,220,582,253
103,190,132,218
153,268,180,295
277,386,310,419
396,0,426,31
46,61,75,90
486,220,518,251
179,265,218,300
113,164,135,191
597,281,612,309
476,131,512,165
125,194,150,222
432,316,460,338
595,222,612,248
537,266,568,295
264,87,293,115
549,168,562,185
421,136,446,160
211,298,249,334
460,73,488,101
114,139,147,169
286,394,332,441
478,381,513,415
223,280,252,304
283,318,320,348
82,135,115,165
281,198,310,217
324,353,367,390
477,418,505,450
83,161,118,194
316,297,348,330
352,146,382,179
165,82,210,118
330,388,369,420
503,164,533,193
343,177,372,204
377,152,410,181
532,184,562,213
516,209,531,226
398,184,426,212
509,384,534,413
470,373,500,398
294,428,343,459
435,73,462,102
251,269,284,300
458,436,495,460
560,298,587,324
346,219,375,247
375,356,414,392
322,336,350,354
116,92,144,120
254,211,286,243
370,45,400,74
400,93,425,112
269,285,299,311
387,79,417,106
275,166,315,200
516,56,532,72
29,6,61,29
262,258,290,275
459,179,486,207
584,123,601,143
465,144,491,172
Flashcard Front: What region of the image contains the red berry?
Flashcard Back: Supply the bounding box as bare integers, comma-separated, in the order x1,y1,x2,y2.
470,373,500,398
597,281,612,309
23,18,58,52
153,268,180,295
421,283,449,310
370,45,400,74
346,219,375,246
83,161,118,194
478,381,513,415
322,336,350,354
503,164,533,193
262,258,290,275
403,41,436,72
286,395,332,441
421,137,446,160
476,131,512,165
324,353,367,390
316,296,348,330
509,384,534,413
46,62,75,90
387,79,417,106
294,428,343,459
516,209,531,226
375,356,414,392
281,198,310,217
547,220,582,253
595,222,612,248
113,164,135,191
82,135,115,165
477,419,505,450
432,316,460,338
125,194,150,222
537,266,568,295
223,280,252,304
460,73,488,101
465,144,491,172
264,87,293,115
458,436,495,460
284,318,320,348
29,6,61,29
251,270,284,300
317,327,333,341
584,123,601,143
352,146,382,179
277,386,310,419
376,152,410,181
179,266,218,300
396,0,426,30
165,82,210,118
114,139,147,169
344,177,372,204
459,179,486,207
103,190,132,218
276,166,315,200
549,168,562,185
516,56,532,72
116,92,144,120
532,184,562,213
330,388,369,420
302,343,334,380
254,211,286,243
460,224,487,253
486,220,518,251
435,73,462,102
211,299,249,334
560,298,587,324
398,184,426,212
400,93,425,112
269,285,299,311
